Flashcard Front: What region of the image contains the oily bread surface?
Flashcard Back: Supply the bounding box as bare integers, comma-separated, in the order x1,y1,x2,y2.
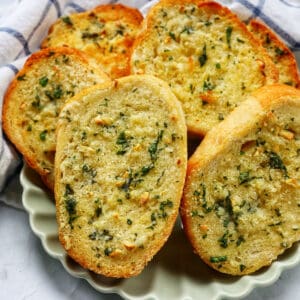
181,84,300,275
42,4,143,79
131,0,279,136
2,47,109,190
55,75,187,278
248,19,300,88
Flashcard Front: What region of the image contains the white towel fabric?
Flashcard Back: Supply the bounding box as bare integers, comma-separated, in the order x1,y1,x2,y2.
0,0,299,209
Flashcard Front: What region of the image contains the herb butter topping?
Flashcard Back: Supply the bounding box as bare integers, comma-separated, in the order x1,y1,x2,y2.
55,75,187,277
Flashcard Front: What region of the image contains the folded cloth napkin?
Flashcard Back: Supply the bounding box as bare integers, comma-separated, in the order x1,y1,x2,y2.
0,0,299,209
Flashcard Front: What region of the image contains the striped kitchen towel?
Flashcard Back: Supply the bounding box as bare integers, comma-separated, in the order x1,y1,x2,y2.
0,0,299,208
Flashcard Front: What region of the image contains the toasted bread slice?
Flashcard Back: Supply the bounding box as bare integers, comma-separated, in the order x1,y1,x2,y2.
55,75,187,278
2,47,109,190
42,4,143,79
181,84,300,275
130,0,278,136
248,19,300,88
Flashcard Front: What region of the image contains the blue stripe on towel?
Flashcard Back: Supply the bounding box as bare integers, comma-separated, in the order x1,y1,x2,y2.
49,0,62,17
27,1,53,42
14,0,59,60
0,28,30,55
243,0,265,23
238,0,300,50
64,2,86,13
4,64,19,74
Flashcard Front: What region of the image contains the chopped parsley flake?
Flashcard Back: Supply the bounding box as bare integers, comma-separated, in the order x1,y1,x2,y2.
104,247,113,256
203,79,215,91
39,130,47,141
236,235,245,246
39,76,48,87
62,16,73,25
239,171,250,184
64,184,74,196
275,47,285,56
17,75,26,81
82,32,99,39
116,131,130,155
210,256,227,263
181,26,193,34
169,32,176,41
53,85,63,99
141,164,154,176
268,151,287,176
218,231,229,248
240,264,246,272
226,26,233,47
148,130,164,162
65,197,77,228
199,44,207,67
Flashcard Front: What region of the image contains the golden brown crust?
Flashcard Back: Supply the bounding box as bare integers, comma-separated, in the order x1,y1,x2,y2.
42,4,143,79
181,84,300,275
248,19,300,88
130,0,279,136
2,47,110,190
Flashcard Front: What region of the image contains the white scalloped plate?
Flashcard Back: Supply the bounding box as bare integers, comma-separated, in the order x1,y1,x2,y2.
20,164,300,300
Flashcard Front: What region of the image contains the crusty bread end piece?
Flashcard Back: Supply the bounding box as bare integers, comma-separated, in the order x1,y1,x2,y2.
42,4,143,79
55,75,187,278
181,84,300,275
248,19,300,88
130,0,279,136
2,47,110,190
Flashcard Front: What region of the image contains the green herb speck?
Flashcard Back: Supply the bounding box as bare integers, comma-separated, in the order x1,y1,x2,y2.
149,130,163,162
240,264,246,272
268,151,287,176
236,235,245,246
226,26,233,47
210,256,227,263
62,16,73,25
64,184,74,196
17,75,26,81
39,130,47,141
39,76,48,87
104,247,113,256
141,164,154,176
218,231,228,248
169,32,176,41
116,131,130,155
275,47,285,56
199,44,207,67
239,171,251,184
53,85,63,99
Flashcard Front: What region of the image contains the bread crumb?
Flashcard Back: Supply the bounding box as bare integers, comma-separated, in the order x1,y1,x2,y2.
279,130,294,140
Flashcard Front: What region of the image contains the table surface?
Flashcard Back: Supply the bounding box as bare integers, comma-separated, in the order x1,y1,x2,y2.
1,200,300,300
